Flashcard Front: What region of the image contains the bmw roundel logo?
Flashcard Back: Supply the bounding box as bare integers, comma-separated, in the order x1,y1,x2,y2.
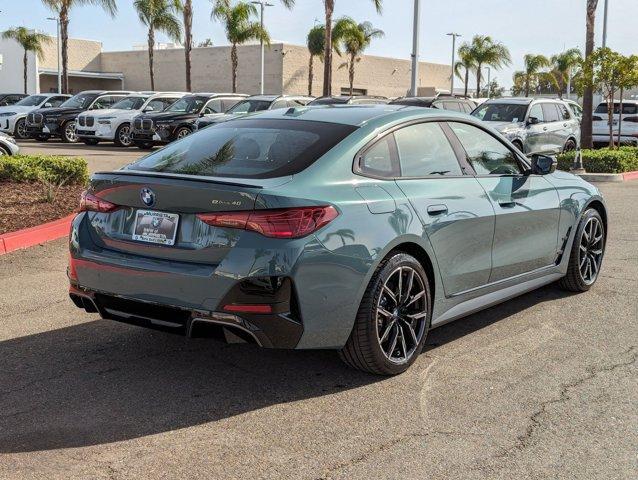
140,187,155,207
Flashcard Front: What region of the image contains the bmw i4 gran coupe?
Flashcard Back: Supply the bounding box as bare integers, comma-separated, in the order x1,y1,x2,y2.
68,105,607,375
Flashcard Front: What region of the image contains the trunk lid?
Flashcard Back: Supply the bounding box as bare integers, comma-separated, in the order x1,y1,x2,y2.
84,171,291,264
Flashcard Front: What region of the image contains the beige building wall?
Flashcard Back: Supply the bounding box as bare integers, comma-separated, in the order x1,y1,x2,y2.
39,37,103,71
101,44,285,94
282,44,451,97
39,75,122,94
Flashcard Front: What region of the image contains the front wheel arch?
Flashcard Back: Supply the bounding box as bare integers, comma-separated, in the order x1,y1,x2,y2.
585,200,608,241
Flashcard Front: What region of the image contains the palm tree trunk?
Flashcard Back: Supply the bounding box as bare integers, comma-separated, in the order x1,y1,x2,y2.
581,0,599,149
349,53,355,95
60,8,69,94
148,27,155,91
617,87,624,149
308,55,314,96
476,64,482,97
183,0,193,92
231,43,238,93
464,67,469,97
524,77,530,97
322,0,334,96
23,50,28,94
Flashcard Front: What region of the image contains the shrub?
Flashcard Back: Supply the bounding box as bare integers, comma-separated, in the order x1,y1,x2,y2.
0,155,89,185
556,147,638,173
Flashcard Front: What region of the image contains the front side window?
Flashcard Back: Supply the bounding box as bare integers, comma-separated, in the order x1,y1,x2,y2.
202,99,223,114
166,96,207,114
559,104,572,120
126,119,356,179
449,122,522,176
16,95,47,107
472,103,529,123
227,99,272,114
358,135,396,178
395,123,462,177
91,96,122,110
528,104,545,123
49,96,68,107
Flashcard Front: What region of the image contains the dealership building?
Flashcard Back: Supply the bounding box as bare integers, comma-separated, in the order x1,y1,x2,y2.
0,35,451,97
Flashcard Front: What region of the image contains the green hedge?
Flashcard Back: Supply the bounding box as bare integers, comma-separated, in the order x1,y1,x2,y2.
557,147,638,174
0,155,89,185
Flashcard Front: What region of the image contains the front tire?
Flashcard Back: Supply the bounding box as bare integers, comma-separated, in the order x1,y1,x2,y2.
114,123,132,147
14,118,28,139
175,126,191,140
340,253,431,375
559,209,605,292
564,138,577,152
61,120,78,143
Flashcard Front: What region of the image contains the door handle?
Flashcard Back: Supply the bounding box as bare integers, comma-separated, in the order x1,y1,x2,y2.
543,127,548,131
427,204,448,216
498,200,516,208
563,123,568,127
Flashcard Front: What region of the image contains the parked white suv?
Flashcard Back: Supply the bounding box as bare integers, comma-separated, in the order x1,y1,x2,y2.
592,100,638,146
0,93,70,139
76,92,186,147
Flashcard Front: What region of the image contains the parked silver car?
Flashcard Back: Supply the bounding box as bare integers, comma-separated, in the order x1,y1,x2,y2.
0,131,19,155
472,98,580,155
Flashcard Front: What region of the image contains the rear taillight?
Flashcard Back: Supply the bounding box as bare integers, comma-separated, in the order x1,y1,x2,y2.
78,191,120,213
197,206,338,239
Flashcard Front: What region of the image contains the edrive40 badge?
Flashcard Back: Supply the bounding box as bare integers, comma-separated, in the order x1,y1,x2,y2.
140,187,155,207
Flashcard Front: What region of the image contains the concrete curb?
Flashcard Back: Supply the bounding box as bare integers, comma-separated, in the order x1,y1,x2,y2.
577,170,638,183
0,214,74,256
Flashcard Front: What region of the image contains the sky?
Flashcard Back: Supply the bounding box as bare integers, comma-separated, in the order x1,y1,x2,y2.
2,0,637,88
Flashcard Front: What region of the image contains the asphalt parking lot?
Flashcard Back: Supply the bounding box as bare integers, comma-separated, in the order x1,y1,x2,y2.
0,144,636,478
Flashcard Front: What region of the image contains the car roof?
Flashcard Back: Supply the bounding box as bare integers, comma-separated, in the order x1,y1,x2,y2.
243,94,314,102
483,97,534,105
235,104,472,127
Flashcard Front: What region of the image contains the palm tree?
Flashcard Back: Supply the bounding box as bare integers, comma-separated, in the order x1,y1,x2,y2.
336,18,384,96
549,48,582,98
306,24,325,96
582,0,600,149
134,0,182,91
212,0,270,93
454,44,476,98
513,54,550,97
322,0,382,97
464,35,511,97
182,0,193,91
42,0,117,94
2,28,50,94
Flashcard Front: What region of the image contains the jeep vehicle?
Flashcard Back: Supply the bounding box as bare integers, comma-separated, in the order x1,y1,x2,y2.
131,93,247,149
193,95,314,131
0,93,70,139
25,90,133,142
471,98,580,155
390,95,476,113
76,92,186,147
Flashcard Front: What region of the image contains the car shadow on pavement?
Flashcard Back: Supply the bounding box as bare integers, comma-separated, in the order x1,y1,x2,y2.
0,284,573,453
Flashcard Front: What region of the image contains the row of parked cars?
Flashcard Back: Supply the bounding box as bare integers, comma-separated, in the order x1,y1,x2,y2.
0,88,635,157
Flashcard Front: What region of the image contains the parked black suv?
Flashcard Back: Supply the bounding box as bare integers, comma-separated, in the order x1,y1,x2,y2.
131,93,247,149
25,90,133,142
389,94,476,113
0,93,29,106
308,95,388,106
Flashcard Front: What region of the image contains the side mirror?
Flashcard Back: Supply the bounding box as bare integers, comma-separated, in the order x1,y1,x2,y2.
527,116,540,125
43,102,53,108
530,154,557,175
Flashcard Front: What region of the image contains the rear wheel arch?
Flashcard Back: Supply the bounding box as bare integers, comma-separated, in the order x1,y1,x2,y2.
387,242,436,304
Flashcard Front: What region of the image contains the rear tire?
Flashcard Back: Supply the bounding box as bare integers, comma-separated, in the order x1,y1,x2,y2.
559,209,605,292
564,138,577,152
175,126,191,141
339,253,431,375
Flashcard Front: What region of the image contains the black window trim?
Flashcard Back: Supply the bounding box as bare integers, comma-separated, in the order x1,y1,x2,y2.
353,118,473,181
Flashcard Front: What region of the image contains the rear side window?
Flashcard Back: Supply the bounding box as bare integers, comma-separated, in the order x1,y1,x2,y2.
559,104,572,120
395,123,462,176
127,119,357,179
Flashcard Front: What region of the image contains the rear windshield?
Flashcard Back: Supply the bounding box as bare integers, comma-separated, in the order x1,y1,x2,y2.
472,103,529,123
125,118,357,179
594,102,638,115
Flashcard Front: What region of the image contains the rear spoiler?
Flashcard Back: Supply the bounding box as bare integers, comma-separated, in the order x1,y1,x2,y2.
93,169,265,189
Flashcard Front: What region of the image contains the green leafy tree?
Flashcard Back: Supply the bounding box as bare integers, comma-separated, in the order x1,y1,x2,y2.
335,18,384,96
42,0,117,93
513,54,550,97
134,0,182,91
212,0,270,93
615,54,638,147
306,25,325,96
462,35,511,97
2,28,51,93
549,48,582,98
581,0,600,149
454,44,476,98
480,79,505,98
321,0,382,96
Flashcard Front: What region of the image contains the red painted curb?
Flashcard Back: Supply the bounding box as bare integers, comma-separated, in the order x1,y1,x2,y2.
622,171,638,181
0,214,75,256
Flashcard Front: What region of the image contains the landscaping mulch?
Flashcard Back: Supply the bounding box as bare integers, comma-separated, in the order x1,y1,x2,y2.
0,181,84,235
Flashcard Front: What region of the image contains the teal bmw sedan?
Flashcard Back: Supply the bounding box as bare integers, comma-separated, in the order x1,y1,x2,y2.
68,105,607,375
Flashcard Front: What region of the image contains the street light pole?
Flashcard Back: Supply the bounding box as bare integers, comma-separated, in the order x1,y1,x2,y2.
446,33,461,95
602,0,609,48
409,0,420,97
47,17,61,94
251,1,273,95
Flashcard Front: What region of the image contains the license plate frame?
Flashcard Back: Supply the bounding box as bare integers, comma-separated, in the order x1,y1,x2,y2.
132,209,180,246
